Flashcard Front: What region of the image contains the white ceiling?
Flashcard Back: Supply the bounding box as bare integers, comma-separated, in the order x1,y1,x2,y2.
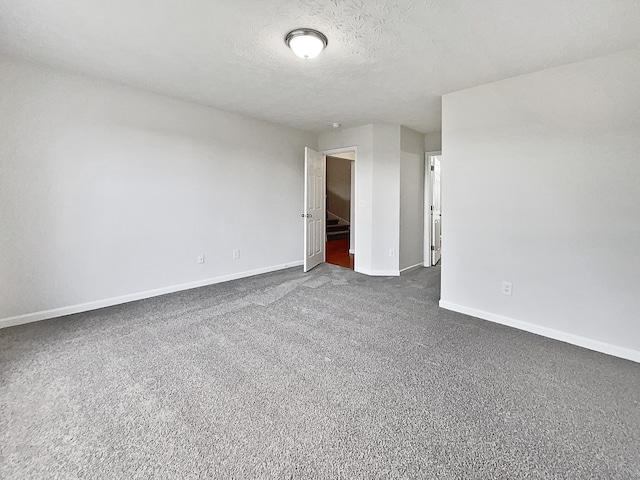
1,0,639,133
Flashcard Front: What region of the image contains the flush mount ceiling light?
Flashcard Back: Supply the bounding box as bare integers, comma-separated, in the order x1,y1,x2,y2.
285,28,328,59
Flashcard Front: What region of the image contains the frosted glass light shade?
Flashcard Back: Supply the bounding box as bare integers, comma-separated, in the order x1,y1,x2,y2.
285,29,328,60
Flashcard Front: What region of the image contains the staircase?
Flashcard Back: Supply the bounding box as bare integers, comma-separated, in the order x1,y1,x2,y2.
326,216,350,241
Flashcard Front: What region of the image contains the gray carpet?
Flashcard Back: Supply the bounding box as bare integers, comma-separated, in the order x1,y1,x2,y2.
1,264,639,479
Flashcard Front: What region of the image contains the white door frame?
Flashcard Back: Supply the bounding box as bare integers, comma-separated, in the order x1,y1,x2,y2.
424,151,442,267
321,146,358,270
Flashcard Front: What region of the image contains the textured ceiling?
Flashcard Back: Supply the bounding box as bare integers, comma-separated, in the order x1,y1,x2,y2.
1,0,639,133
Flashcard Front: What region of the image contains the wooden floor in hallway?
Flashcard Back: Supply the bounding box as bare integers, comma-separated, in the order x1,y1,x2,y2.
326,238,354,270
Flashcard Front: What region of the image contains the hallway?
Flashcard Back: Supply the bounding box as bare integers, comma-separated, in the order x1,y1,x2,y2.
325,238,353,270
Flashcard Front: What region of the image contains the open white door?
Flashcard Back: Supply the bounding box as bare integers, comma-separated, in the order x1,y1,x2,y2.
431,155,442,265
303,147,326,272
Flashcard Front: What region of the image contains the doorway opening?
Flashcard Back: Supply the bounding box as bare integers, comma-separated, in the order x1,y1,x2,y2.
325,152,355,270
424,151,442,266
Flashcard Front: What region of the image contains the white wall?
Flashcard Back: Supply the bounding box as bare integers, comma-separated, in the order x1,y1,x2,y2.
319,125,374,273
425,131,442,152
319,124,402,275
326,156,351,222
371,124,401,274
326,150,356,250
400,126,425,271
440,49,640,362
0,55,317,325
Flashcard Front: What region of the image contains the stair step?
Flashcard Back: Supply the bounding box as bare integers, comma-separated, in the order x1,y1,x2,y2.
327,231,350,240
327,218,339,225
327,224,350,233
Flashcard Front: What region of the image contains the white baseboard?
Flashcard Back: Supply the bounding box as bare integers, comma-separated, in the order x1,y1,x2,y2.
349,249,355,254
0,261,304,330
356,267,400,277
400,263,424,274
439,300,640,364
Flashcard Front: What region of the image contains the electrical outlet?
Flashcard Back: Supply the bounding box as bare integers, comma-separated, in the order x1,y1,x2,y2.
198,254,205,264
232,249,240,259
389,249,395,257
501,281,513,296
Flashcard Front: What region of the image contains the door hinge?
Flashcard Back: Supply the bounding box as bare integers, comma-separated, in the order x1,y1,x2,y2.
430,165,435,171
430,205,433,211
431,246,435,251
